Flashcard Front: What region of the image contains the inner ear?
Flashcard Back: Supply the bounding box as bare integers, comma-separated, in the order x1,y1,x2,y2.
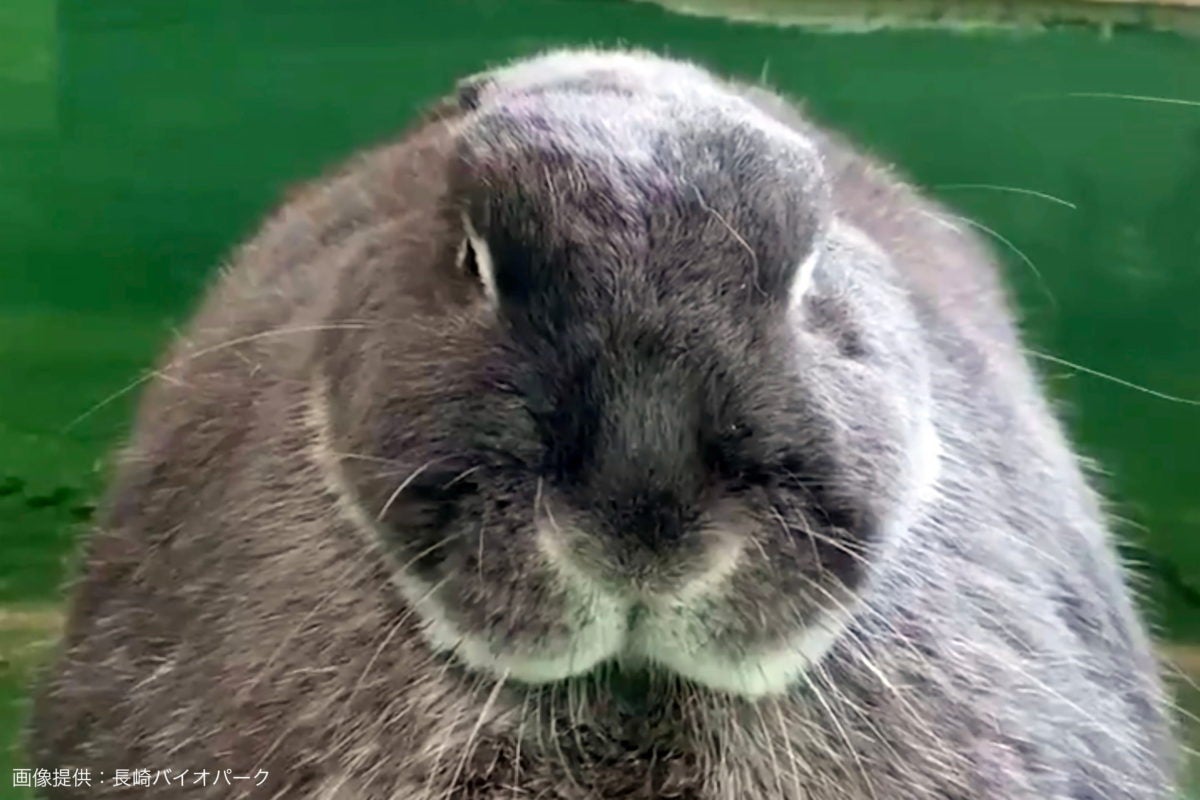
459,212,499,303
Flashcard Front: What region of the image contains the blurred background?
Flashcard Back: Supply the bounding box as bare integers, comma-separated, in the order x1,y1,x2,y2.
2,0,1199,794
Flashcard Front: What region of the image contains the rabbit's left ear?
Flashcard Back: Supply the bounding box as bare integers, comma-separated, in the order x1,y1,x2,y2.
455,72,494,112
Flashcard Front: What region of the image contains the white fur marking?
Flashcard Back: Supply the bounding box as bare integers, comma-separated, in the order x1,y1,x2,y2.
674,523,748,605
461,212,498,304
636,606,855,698
413,581,625,684
790,242,821,309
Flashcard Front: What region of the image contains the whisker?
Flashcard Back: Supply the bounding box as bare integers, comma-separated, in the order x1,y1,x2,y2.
548,685,582,791
425,667,483,799
513,686,533,788
395,533,464,575
772,695,812,795
807,665,879,800
933,183,1077,210
689,181,761,282
348,575,453,704
330,451,405,465
748,690,788,800
772,504,870,569
795,573,941,682
242,545,380,699
62,322,372,432
1064,92,1200,109
444,465,483,488
448,671,510,796
1026,349,1200,407
927,210,1057,311
377,458,443,521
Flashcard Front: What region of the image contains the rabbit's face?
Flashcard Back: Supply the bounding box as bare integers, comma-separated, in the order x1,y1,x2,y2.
322,52,940,698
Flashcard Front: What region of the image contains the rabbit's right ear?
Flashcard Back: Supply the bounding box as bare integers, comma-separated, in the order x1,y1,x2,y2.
405,73,494,130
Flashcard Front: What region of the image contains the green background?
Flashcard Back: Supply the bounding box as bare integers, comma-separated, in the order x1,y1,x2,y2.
2,0,1199,793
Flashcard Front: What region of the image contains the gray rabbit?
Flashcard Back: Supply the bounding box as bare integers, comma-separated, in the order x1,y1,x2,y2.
28,49,1177,799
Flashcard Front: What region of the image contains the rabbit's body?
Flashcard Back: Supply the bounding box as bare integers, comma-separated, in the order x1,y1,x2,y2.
30,51,1175,799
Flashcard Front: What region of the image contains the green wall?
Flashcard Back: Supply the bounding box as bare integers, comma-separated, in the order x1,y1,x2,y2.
2,0,1200,792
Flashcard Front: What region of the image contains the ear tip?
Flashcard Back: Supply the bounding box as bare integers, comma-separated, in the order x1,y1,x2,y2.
456,75,492,112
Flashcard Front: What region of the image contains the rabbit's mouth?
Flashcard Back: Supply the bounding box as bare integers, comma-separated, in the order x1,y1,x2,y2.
403,524,858,699
422,593,853,700
520,504,860,698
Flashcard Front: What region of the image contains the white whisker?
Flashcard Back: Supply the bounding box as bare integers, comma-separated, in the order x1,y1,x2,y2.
934,183,1077,210
1065,91,1200,108
1027,349,1200,407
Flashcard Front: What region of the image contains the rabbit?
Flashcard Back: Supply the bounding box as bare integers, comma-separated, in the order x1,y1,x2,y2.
27,48,1177,799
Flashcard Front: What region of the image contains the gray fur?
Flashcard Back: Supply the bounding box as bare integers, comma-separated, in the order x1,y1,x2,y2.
28,48,1176,798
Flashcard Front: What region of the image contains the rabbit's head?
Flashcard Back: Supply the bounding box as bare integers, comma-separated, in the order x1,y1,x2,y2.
317,50,940,697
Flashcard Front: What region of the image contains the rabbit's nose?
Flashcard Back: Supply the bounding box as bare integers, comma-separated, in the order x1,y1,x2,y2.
535,484,745,607
611,490,688,553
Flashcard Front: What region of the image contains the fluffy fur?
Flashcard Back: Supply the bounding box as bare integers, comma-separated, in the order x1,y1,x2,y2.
28,49,1176,799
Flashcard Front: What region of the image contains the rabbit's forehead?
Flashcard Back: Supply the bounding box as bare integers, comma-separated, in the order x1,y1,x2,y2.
454,100,824,235
459,93,664,173
457,50,820,175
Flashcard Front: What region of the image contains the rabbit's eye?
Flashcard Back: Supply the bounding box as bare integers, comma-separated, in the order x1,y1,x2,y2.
459,212,499,303
705,423,760,487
